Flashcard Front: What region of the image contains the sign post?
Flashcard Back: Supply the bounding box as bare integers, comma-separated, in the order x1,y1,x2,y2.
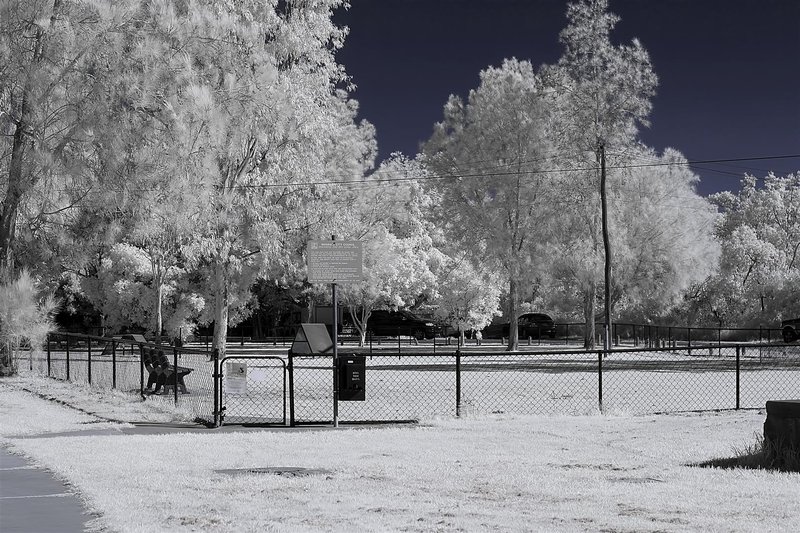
332,263,338,426
307,238,363,427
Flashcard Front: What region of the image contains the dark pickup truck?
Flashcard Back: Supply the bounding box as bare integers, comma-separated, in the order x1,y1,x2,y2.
782,318,800,343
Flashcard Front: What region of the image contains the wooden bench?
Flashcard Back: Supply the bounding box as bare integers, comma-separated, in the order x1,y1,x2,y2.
142,348,193,395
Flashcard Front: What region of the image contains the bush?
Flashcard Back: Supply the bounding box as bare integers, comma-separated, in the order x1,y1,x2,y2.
0,270,57,376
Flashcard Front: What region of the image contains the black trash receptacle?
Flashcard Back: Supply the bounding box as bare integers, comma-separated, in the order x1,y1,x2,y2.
337,354,365,401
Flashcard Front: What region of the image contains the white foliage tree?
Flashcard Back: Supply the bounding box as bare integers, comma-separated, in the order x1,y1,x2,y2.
700,173,800,325
543,0,657,348
120,0,373,358
433,257,503,344
424,58,556,351
326,155,440,345
81,243,205,338
334,227,439,346
609,148,720,320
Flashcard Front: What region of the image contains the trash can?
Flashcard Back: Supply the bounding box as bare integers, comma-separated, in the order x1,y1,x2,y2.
337,354,365,401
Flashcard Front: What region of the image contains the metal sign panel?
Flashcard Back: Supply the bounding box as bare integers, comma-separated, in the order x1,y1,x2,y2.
307,240,363,283
226,362,247,395
290,323,334,355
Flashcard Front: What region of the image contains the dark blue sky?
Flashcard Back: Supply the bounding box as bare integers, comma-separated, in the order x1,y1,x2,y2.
334,0,800,196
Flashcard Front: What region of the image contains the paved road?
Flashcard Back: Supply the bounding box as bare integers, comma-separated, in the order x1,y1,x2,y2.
0,449,92,533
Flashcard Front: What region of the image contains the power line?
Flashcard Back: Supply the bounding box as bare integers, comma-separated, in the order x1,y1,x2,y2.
41,153,799,195
230,153,800,189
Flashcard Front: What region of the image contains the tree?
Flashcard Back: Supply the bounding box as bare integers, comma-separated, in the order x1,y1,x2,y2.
0,0,133,278
424,58,556,351
334,226,439,345
699,173,800,325
544,0,657,348
80,243,205,338
119,0,373,358
313,154,438,346
608,148,719,320
432,256,503,345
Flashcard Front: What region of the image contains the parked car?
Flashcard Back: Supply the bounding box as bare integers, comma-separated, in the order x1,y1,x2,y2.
366,310,438,339
482,313,557,339
782,317,800,343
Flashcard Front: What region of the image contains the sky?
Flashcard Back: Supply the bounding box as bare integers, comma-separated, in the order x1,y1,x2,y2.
334,0,800,196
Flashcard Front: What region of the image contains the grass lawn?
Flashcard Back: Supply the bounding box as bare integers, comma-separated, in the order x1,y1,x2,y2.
1,372,798,532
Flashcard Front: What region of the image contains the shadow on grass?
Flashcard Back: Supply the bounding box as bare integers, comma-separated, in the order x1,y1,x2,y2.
693,436,800,473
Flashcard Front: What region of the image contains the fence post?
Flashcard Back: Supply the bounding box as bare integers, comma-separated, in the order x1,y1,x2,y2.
46,333,51,377
288,353,295,427
735,346,741,410
112,340,117,389
598,350,603,413
455,350,462,417
139,344,145,400
65,337,70,381
87,334,92,385
213,349,220,427
687,327,692,356
173,346,179,405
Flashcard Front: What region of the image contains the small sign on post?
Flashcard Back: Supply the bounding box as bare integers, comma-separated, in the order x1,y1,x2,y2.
226,362,247,395
307,239,364,428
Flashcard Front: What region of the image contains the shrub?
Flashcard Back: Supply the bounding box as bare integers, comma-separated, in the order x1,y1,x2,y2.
0,270,58,376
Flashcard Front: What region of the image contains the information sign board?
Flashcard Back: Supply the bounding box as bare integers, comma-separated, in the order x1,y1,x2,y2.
307,240,363,283
226,362,247,395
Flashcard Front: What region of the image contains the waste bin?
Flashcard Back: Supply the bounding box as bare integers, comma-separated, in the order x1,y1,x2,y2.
337,354,365,401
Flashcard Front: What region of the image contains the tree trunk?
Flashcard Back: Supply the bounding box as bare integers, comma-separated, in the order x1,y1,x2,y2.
0,1,61,278
583,282,596,350
350,305,371,347
507,277,519,351
212,262,230,359
0,103,28,278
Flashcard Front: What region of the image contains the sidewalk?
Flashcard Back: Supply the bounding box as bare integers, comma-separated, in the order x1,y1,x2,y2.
0,448,93,533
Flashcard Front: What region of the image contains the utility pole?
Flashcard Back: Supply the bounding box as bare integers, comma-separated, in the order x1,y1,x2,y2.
600,143,612,353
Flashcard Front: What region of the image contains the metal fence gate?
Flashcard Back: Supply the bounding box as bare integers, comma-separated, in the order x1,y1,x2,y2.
219,356,287,425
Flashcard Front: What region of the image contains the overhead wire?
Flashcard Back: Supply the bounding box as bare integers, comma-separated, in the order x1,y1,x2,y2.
41,153,799,197
228,153,800,190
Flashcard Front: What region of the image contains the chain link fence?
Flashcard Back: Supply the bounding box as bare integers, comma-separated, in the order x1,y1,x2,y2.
284,344,799,424
42,333,215,425
22,333,800,426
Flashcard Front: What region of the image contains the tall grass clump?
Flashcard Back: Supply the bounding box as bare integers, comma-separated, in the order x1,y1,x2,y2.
697,434,800,473
0,270,58,376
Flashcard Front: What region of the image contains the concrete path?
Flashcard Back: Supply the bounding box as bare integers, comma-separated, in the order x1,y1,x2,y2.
0,448,93,533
